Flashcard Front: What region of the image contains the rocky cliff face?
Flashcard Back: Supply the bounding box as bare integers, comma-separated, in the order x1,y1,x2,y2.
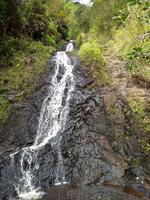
60,61,127,187
0,60,55,199
0,55,149,200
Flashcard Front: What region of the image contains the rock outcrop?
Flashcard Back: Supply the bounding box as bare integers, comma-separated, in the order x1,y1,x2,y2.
0,54,149,200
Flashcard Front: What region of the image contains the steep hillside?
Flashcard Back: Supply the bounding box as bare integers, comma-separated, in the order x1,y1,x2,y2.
0,0,149,200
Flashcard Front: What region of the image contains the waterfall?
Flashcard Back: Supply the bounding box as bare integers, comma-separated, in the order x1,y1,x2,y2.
65,41,74,52
10,42,75,200
73,0,93,6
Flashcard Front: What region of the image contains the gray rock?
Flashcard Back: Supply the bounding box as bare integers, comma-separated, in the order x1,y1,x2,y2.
0,57,149,200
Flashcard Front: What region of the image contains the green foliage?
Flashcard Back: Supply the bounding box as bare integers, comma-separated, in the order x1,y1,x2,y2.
128,0,150,7
128,100,150,152
111,1,150,81
76,5,90,34
0,0,70,41
65,0,127,42
112,3,150,57
0,0,75,85
43,34,56,46
113,8,129,26
66,0,127,87
0,96,10,122
0,38,54,93
64,1,81,39
90,0,128,38
79,38,109,86
0,0,7,29
127,46,150,74
138,138,150,153
0,36,27,68
79,39,104,65
76,32,85,46
106,0,150,154
0,0,78,121
0,37,54,121
111,2,150,82
17,0,69,41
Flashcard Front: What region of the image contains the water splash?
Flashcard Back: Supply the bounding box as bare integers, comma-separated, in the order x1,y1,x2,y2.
19,189,46,200
10,42,75,199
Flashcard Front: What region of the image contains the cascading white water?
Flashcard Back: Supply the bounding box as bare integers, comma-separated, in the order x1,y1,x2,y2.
73,0,93,6
10,42,75,200
65,41,74,52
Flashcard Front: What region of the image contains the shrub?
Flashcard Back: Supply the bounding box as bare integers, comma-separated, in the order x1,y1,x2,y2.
0,38,55,121
112,4,150,57
128,99,150,152
0,0,7,38
79,39,104,65
0,96,10,121
79,38,109,86
43,34,56,46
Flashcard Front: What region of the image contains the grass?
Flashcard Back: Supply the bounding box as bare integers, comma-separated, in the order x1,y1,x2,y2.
111,3,150,77
111,4,150,57
79,38,109,86
126,99,150,153
0,37,55,121
0,96,10,121
108,3,150,154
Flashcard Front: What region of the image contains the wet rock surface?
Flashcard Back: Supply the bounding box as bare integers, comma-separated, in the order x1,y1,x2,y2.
0,78,50,152
0,59,56,199
60,61,127,187
0,55,149,200
44,185,141,200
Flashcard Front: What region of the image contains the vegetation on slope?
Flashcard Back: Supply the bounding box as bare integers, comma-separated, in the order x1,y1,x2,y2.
69,0,129,86
111,0,150,152
0,0,149,152
79,37,109,86
112,0,150,77
0,0,130,120
67,0,150,153
0,0,74,121
0,38,54,121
